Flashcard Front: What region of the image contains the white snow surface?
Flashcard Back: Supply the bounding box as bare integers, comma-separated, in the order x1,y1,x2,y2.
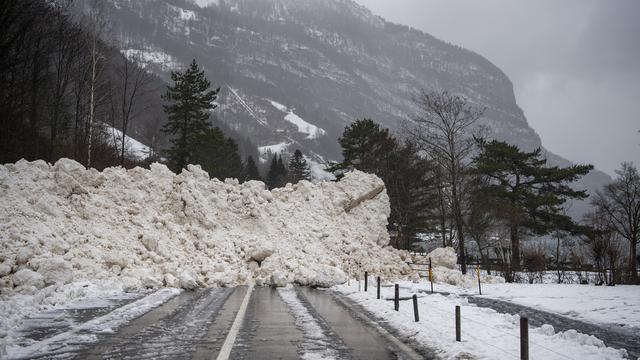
335,281,629,360
270,101,327,139
0,159,412,344
122,49,181,72
258,142,291,159
107,127,152,160
475,283,640,332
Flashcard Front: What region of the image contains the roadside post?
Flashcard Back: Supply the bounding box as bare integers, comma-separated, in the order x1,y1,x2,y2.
520,317,529,360
364,271,368,292
476,264,482,295
455,306,461,341
429,258,434,294
412,295,419,322
394,284,399,311
376,276,381,299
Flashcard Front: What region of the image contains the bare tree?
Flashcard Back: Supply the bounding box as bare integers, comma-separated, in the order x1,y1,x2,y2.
111,55,153,165
406,91,484,274
592,162,640,283
85,0,108,168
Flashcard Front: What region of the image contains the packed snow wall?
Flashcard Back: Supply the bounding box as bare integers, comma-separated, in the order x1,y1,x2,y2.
0,159,413,294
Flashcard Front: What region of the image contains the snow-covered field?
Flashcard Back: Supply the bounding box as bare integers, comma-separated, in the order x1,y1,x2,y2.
335,281,630,360
477,283,640,331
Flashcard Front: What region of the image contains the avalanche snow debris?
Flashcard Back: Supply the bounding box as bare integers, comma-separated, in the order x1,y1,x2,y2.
0,158,413,342
416,247,505,287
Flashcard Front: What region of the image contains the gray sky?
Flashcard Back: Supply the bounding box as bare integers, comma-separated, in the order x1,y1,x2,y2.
355,0,640,176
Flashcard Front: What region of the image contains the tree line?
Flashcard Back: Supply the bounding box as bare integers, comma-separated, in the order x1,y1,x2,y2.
0,0,171,169
331,91,638,284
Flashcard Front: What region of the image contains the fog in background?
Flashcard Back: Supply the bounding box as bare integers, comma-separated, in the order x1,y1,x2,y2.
355,0,640,176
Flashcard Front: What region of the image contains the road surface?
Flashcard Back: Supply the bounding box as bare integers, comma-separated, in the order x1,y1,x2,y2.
13,286,432,360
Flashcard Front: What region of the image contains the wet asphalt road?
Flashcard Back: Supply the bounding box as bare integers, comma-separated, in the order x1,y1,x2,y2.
15,286,431,360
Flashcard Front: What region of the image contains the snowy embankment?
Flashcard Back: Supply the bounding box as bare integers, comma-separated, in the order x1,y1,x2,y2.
0,159,413,346
335,248,630,360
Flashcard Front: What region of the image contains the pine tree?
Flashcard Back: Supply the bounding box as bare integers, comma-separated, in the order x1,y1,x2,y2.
277,154,288,187
330,118,396,176
191,127,244,181
266,154,280,189
245,156,262,182
288,149,311,183
161,59,220,172
472,138,593,274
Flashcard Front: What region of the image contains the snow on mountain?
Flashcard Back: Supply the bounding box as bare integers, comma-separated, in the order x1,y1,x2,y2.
270,101,326,140
107,127,153,160
80,0,611,216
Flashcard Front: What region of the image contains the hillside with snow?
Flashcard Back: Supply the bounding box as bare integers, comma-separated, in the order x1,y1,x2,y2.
75,0,610,217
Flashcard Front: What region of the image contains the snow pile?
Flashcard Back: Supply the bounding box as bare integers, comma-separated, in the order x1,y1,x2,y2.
0,159,411,295
416,247,505,287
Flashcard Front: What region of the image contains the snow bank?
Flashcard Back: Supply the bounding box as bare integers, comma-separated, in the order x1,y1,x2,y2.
0,159,411,293
335,281,629,360
416,247,505,287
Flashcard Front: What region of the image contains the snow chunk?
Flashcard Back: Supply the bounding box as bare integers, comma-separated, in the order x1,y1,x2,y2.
12,269,44,289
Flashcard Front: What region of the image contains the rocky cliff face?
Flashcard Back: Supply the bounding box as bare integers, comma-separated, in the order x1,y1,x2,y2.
82,0,610,215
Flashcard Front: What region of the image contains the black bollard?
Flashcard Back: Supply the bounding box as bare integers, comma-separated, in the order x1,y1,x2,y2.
394,284,399,311
455,306,461,341
413,294,419,322
377,276,381,299
520,317,529,360
364,271,368,292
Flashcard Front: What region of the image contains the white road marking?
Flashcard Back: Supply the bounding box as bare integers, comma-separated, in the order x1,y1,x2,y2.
215,285,254,360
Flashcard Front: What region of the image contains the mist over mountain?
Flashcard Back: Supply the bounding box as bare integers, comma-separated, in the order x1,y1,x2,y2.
79,0,610,216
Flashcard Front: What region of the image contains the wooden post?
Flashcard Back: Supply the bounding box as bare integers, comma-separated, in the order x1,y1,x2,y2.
364,271,368,292
377,276,381,299
477,265,482,295
429,257,434,294
455,306,461,342
520,317,529,360
413,295,419,322
394,284,399,311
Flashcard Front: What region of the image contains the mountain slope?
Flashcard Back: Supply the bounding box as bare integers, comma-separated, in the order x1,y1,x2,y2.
82,0,610,215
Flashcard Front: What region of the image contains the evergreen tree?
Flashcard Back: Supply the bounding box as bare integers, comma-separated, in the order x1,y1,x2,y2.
266,154,283,189
245,155,262,182
277,154,288,186
161,59,220,172
330,118,396,176
191,127,244,180
288,149,311,183
472,138,593,274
